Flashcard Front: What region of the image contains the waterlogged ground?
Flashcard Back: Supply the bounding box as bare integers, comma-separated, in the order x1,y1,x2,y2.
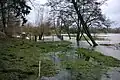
63,33,120,80
40,33,120,80
42,33,120,80
1,33,120,80
0,39,71,80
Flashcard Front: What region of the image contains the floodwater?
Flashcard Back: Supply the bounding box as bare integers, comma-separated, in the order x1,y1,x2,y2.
64,33,120,80
40,33,120,80
63,33,120,60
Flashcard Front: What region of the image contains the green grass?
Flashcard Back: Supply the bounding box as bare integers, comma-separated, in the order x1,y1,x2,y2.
58,48,120,80
62,59,104,80
0,39,71,80
1,38,119,80
77,48,120,67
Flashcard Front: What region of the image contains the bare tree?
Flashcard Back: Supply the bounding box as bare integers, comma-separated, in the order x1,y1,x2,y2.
47,0,110,47
35,4,45,40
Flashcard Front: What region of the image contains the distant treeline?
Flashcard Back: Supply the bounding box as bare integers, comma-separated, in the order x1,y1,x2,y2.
107,28,120,33
68,27,120,34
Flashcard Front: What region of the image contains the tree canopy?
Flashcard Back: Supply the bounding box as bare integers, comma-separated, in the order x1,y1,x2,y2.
0,0,31,34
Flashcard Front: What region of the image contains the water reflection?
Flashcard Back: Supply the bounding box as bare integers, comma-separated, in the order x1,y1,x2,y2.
42,33,120,80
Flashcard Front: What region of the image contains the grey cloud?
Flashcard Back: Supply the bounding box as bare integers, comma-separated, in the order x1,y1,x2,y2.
101,0,120,27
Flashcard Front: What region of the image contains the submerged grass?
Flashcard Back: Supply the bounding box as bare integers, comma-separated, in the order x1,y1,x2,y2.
62,59,104,80
77,48,120,67
1,38,119,80
0,38,71,80
58,48,120,80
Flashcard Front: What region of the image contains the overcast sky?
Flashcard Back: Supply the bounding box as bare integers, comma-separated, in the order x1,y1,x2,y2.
101,0,120,27
26,0,47,24
27,0,120,27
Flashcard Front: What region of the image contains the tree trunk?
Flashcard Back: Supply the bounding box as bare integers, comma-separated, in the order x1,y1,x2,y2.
68,33,71,39
76,16,81,47
83,27,98,47
76,30,80,46
29,34,32,41
38,35,41,40
34,35,37,42
52,35,54,41
72,0,98,47
57,34,63,40
39,32,43,40
83,34,92,46
1,2,7,34
66,28,71,39
79,31,83,40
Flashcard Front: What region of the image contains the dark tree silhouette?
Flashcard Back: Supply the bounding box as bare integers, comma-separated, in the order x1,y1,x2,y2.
0,0,31,35
47,0,110,47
